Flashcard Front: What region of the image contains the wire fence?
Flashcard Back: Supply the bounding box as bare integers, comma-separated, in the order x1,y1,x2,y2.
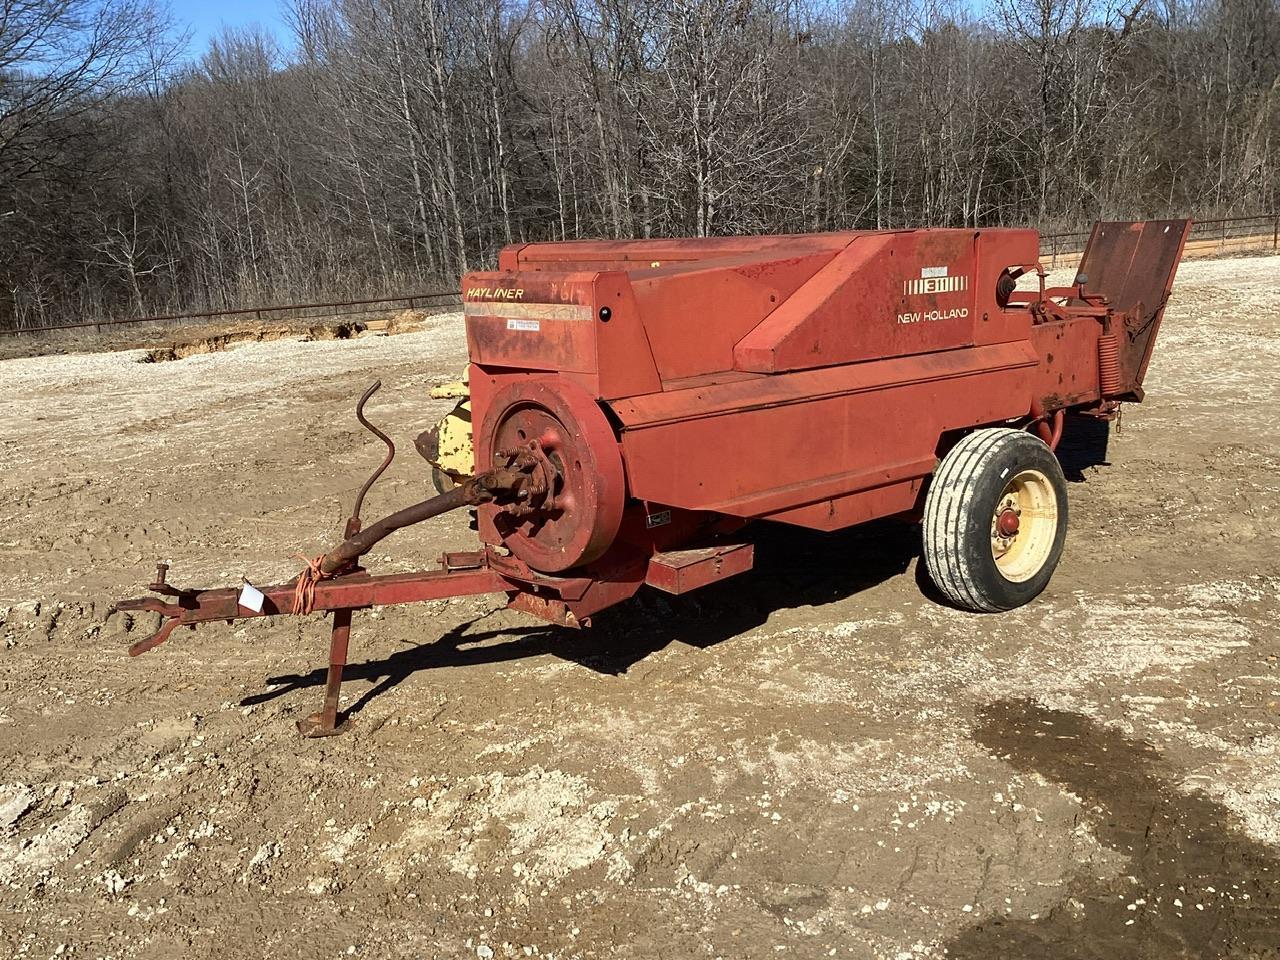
1041,214,1280,267
0,289,463,338
4,213,1278,337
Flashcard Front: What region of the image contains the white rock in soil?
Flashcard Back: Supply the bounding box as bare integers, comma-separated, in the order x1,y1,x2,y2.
0,784,36,830
8,601,39,623
100,869,129,895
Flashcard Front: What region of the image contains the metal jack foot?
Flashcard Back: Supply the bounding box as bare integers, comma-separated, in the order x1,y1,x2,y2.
298,608,354,738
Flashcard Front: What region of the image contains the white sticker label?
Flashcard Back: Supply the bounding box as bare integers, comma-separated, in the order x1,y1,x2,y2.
904,274,969,295
507,318,540,332
921,265,949,278
238,580,266,613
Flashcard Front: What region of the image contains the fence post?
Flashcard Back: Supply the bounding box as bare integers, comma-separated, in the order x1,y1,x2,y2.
1273,214,1278,253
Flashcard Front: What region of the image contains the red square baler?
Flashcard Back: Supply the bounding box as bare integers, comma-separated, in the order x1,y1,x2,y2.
120,221,1190,736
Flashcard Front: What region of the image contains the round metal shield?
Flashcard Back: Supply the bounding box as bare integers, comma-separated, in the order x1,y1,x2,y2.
477,379,626,573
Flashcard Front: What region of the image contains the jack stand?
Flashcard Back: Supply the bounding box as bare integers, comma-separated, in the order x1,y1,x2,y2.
297,607,354,738
298,459,377,740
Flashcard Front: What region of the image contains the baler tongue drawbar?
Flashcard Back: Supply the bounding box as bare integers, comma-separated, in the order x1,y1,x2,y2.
116,381,553,738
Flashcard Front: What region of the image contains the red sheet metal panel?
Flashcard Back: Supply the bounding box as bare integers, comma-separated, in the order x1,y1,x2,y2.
644,543,755,594
626,250,839,382
1029,317,1103,409
499,232,858,272
463,270,663,399
733,229,1039,373
463,271,598,376
589,272,663,398
611,341,1039,525
763,478,924,532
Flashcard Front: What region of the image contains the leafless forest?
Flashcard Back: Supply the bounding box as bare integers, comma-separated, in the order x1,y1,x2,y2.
1,0,1277,329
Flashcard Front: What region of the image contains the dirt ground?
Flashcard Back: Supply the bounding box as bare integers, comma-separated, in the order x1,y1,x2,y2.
1,256,1278,959
0,307,441,364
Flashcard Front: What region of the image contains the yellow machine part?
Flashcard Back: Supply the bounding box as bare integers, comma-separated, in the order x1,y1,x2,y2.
420,375,473,493
429,379,470,401
433,398,473,481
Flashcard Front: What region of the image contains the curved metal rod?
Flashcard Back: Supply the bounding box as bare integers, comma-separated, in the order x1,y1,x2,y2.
1024,401,1064,455
1033,410,1065,451
350,380,396,526
1027,399,1065,452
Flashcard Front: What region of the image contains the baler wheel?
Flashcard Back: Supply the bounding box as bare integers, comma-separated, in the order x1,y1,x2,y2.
923,428,1068,612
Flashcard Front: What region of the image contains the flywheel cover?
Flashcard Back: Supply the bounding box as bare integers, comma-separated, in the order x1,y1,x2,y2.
477,379,626,573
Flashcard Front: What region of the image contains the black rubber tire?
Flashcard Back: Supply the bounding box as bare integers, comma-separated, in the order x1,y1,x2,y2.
922,428,1068,612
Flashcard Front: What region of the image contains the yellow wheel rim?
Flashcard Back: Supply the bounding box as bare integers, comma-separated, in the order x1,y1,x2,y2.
991,468,1058,583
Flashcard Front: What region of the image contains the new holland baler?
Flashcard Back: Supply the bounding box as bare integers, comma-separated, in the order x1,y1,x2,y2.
119,221,1190,736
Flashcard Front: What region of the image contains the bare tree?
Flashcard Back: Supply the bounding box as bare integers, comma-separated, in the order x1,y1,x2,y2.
87,186,171,314
2,0,1278,330
0,0,176,186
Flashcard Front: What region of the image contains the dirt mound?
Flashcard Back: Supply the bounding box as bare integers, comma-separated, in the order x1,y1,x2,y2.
302,321,363,342
384,309,431,335
139,323,366,362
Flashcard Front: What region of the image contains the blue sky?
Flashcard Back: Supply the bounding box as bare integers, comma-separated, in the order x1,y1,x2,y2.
170,0,292,55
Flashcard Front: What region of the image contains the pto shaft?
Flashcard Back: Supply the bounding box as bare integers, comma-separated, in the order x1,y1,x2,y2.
317,465,533,575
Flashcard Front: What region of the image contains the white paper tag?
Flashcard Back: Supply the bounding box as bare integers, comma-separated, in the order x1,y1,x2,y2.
238,580,266,613
507,318,540,332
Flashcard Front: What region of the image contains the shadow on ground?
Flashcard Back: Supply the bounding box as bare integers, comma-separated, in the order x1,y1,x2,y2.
1057,414,1112,482
241,418,1119,721
949,699,1280,959
241,517,922,719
